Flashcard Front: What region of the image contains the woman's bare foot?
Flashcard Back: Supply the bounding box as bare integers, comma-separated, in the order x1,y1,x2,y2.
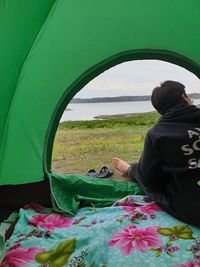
112,157,130,174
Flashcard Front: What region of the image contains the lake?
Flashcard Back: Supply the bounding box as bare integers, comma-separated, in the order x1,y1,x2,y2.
60,99,200,122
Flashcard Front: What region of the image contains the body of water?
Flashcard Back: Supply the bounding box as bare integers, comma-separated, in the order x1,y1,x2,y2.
60,99,200,122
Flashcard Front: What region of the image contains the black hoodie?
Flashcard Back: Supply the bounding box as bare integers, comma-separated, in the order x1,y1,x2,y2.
128,103,200,227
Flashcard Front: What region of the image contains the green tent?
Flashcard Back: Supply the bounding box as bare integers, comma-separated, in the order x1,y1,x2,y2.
1,0,200,186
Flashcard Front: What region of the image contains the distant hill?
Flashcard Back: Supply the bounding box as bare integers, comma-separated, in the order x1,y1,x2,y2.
71,93,200,104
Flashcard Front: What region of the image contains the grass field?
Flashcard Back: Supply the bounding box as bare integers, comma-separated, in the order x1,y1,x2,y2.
52,111,160,179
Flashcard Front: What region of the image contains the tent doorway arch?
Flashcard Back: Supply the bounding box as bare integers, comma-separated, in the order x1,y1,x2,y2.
44,49,200,175
2,1,200,186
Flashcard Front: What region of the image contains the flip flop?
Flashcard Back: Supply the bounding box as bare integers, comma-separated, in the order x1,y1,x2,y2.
86,169,97,177
96,166,114,178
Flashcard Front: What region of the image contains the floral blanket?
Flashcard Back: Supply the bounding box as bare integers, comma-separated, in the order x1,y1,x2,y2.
1,196,200,267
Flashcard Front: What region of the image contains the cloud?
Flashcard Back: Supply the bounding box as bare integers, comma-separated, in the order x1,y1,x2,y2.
76,60,200,98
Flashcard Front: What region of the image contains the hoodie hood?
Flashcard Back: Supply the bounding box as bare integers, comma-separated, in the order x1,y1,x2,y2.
159,103,200,124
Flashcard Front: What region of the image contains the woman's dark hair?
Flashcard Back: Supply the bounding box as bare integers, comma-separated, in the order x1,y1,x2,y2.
151,80,187,115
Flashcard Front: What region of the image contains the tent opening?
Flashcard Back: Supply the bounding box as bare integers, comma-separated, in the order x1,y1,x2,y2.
51,59,200,179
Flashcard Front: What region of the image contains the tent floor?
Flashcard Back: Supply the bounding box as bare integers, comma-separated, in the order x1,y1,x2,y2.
0,180,51,222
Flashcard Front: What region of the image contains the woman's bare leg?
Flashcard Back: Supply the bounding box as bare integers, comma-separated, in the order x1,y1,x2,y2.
112,157,130,174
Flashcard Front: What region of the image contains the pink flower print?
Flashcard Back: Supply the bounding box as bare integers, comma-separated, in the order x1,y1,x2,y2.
138,203,162,214
0,247,44,267
108,225,162,255
195,255,200,262
28,213,75,231
123,206,137,212
115,197,137,207
123,203,162,215
173,261,200,267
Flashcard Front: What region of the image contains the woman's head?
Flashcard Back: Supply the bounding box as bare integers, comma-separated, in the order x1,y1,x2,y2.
151,80,192,115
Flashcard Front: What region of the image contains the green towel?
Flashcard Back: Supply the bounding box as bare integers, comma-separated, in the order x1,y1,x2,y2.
49,172,144,215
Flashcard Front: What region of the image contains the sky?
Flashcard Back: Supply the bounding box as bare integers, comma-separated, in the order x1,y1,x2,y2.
75,60,200,98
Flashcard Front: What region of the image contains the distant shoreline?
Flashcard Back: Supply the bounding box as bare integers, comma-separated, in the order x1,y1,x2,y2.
70,93,200,104
71,95,150,103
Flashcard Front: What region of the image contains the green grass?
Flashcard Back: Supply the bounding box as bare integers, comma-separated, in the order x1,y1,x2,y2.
59,111,159,129
52,112,160,175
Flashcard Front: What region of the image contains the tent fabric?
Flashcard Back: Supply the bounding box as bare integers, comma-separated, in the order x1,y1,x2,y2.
1,1,200,185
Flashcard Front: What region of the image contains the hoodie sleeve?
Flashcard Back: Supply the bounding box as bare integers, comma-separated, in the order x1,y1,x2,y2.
128,133,164,193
